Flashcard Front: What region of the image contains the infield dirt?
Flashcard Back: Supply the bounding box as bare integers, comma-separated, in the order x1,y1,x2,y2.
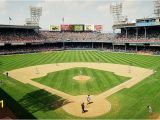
7,62,153,117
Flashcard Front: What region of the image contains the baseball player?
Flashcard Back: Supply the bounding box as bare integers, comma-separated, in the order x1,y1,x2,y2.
81,102,85,113
87,95,91,105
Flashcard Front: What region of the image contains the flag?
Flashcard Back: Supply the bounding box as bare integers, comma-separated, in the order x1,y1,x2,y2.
9,17,11,20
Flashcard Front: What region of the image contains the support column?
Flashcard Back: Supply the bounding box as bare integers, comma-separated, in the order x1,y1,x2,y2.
63,42,65,49
144,45,146,50
102,43,103,49
144,27,147,38
125,44,127,51
125,28,128,38
136,45,138,52
113,43,115,51
136,28,138,40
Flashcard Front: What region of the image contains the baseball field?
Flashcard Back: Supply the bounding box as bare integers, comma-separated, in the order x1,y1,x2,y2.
0,50,160,119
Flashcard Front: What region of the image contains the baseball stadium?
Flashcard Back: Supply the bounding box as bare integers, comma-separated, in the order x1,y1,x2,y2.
0,0,160,119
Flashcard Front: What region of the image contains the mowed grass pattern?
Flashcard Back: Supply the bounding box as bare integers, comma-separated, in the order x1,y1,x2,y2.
0,50,160,119
33,67,129,95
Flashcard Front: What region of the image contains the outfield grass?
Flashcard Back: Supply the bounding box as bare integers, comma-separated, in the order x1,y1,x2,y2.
33,67,129,95
0,50,160,119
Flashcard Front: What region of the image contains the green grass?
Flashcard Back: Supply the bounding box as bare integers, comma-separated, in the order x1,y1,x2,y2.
0,50,160,119
33,67,129,95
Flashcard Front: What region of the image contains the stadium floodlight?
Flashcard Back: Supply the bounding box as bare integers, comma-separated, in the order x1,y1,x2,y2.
110,2,123,24
29,6,42,26
110,2,127,25
154,0,160,17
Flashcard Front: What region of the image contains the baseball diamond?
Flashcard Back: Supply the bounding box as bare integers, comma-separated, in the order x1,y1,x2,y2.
1,1,160,119
0,51,160,119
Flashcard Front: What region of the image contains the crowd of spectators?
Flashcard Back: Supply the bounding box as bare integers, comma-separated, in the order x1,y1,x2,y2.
0,29,113,43
0,28,160,43
40,31,113,41
114,33,160,43
0,29,45,43
0,45,62,55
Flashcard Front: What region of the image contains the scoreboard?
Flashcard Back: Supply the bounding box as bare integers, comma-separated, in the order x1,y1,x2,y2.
73,25,84,32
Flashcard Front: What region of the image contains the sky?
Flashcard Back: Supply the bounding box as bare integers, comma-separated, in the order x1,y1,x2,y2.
0,0,155,32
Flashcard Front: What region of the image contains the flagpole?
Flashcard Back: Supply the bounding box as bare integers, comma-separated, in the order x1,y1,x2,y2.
62,17,65,49
62,17,64,25
9,17,11,25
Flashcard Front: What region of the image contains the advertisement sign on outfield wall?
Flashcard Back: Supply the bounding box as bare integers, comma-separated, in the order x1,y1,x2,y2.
85,25,94,31
61,24,73,31
50,25,60,31
73,24,84,32
94,25,103,32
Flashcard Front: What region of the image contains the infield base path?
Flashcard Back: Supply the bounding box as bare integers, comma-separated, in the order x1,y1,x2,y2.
8,62,153,117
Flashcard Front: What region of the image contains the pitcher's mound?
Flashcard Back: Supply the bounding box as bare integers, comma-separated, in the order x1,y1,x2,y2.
73,75,91,81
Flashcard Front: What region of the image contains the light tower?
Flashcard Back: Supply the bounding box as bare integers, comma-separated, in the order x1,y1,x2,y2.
110,2,123,24
154,0,160,17
110,2,127,25
26,6,42,26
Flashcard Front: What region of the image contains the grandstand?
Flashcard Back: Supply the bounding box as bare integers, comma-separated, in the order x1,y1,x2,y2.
0,1,160,55
0,24,113,54
113,17,160,43
0,22,160,55
0,25,42,43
